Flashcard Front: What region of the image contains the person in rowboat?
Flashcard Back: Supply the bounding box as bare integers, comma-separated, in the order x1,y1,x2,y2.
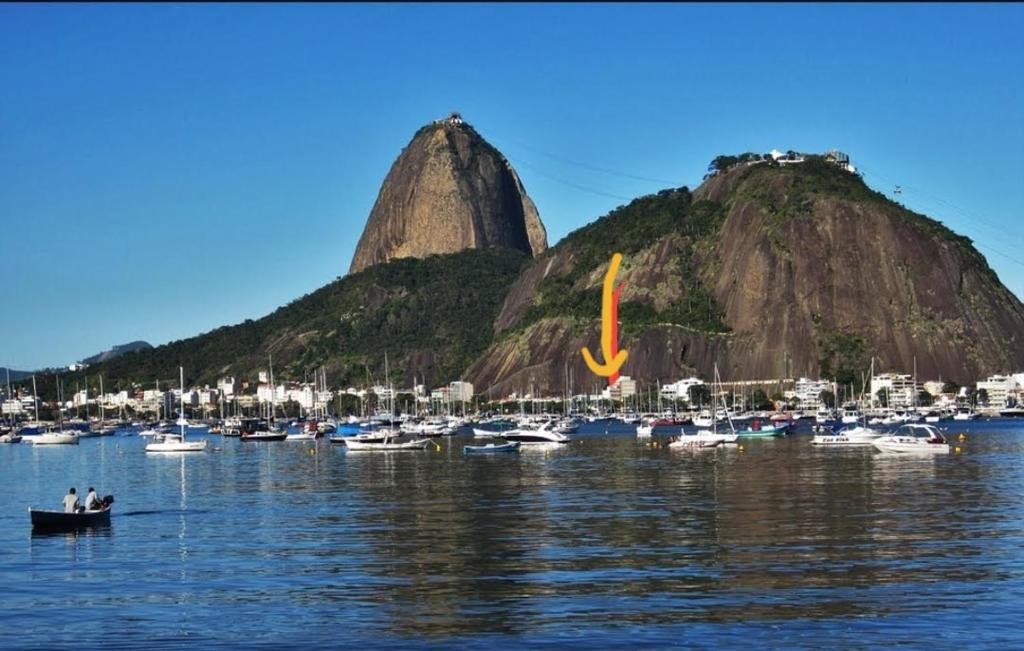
62,487,79,513
85,487,100,511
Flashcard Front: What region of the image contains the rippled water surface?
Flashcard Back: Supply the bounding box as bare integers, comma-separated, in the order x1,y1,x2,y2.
3,420,1024,649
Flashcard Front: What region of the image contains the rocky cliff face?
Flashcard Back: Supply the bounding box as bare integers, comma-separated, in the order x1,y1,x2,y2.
349,116,547,273
467,158,1024,394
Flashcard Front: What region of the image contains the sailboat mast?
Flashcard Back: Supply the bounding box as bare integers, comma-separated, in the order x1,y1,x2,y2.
180,366,186,439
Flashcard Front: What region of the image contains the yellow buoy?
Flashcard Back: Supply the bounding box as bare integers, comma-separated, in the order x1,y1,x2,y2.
738,445,745,452
955,446,962,453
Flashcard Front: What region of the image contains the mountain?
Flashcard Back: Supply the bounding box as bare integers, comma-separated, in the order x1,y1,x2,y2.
349,113,547,273
0,367,33,382
31,151,1024,400
466,155,1024,394
66,248,528,391
81,341,153,365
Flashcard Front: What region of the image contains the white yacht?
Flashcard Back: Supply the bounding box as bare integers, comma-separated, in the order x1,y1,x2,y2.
502,422,569,444
811,424,882,447
872,424,950,454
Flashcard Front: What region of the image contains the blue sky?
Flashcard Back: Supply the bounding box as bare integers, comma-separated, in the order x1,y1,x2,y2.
1,3,1022,370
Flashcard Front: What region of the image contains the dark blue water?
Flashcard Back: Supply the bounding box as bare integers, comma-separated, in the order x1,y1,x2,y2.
3,420,1024,649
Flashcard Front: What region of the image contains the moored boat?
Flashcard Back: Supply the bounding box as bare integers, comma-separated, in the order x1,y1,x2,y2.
872,424,951,454
464,441,521,454
30,504,112,532
737,418,788,438
32,431,80,445
501,422,569,444
343,438,431,451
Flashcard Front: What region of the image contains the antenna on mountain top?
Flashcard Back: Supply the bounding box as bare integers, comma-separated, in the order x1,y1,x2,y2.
893,185,902,196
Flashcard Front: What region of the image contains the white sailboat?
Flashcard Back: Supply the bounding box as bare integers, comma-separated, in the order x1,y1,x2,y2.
670,364,734,449
32,374,80,445
146,368,208,453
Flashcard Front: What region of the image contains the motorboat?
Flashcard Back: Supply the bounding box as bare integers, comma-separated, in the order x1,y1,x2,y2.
811,425,882,447
464,441,521,454
953,408,979,421
554,418,580,434
636,422,654,438
840,406,862,424
0,432,23,444
737,418,787,438
501,422,569,444
668,430,727,449
238,418,287,442
814,409,833,425
30,502,112,532
691,410,714,428
999,406,1024,418
145,432,208,452
872,424,951,454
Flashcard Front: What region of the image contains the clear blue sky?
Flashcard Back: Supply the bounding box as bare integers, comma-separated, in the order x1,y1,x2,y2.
2,3,1022,370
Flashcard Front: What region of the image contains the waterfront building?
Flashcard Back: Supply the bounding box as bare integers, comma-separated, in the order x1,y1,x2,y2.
660,377,705,399
218,377,238,398
795,378,833,409
606,376,637,402
976,374,1019,408
449,381,474,402
2,399,24,416
197,389,219,406
870,373,919,408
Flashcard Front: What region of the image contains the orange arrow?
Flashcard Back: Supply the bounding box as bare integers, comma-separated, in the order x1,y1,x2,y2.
581,253,628,383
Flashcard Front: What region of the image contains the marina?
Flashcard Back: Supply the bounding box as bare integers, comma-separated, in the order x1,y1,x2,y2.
3,418,1024,648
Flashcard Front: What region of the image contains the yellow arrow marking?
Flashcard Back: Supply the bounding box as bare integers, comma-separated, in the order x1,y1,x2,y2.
582,252,629,378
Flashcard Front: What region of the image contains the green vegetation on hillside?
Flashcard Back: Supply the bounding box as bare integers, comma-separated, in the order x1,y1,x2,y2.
513,188,730,335
725,156,994,279
36,248,528,396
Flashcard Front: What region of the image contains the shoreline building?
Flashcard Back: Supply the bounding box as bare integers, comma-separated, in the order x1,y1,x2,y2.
976,374,1021,408
870,373,919,409
794,378,834,410
660,377,705,401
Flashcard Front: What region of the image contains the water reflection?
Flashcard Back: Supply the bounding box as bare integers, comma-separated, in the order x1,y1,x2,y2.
3,422,1024,647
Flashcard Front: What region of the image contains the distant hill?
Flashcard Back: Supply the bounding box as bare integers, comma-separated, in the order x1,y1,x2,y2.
0,367,33,381
56,248,528,391
81,341,153,365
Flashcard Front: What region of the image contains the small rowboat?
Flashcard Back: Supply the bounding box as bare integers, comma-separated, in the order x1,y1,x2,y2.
343,438,431,451
241,430,288,442
464,441,520,454
30,505,112,532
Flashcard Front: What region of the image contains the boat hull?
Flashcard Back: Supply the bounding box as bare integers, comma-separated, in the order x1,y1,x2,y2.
145,440,208,452
343,439,431,451
464,442,521,454
30,507,111,532
241,432,288,442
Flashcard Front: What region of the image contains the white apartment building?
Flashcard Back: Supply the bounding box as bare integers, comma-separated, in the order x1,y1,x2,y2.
257,384,287,404
218,377,239,398
795,378,833,409
660,377,705,400
449,381,474,402
976,374,1020,408
870,373,919,409
605,376,637,401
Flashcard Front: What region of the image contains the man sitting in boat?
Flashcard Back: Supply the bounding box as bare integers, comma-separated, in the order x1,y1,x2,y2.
62,487,79,513
85,487,100,511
